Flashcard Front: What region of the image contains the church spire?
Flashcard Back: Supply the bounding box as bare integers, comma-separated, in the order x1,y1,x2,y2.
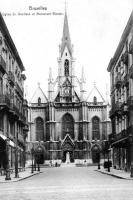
60,9,72,56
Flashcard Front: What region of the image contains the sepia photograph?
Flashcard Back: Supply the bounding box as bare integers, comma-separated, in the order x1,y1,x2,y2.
0,0,133,199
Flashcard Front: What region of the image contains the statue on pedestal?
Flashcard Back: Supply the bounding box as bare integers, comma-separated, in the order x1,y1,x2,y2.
65,152,70,164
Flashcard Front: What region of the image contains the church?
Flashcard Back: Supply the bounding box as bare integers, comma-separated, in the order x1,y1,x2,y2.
27,11,111,164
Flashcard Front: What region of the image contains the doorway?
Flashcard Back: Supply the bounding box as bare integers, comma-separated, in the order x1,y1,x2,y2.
62,151,74,163
91,145,100,163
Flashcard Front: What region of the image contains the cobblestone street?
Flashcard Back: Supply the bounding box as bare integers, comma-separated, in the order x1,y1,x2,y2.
0,166,133,200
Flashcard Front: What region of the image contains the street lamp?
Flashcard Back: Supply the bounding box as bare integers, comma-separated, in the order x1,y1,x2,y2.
5,138,11,180
129,133,133,177
15,134,19,178
34,154,36,171
31,145,34,173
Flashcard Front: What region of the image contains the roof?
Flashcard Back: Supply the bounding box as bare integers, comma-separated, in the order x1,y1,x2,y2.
86,84,105,103
30,83,48,104
60,11,72,56
107,10,133,72
0,13,25,71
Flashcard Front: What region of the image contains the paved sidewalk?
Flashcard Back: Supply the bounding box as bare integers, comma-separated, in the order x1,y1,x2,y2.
96,167,133,180
0,168,41,183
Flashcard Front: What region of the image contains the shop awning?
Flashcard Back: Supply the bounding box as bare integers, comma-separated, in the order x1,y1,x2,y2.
0,134,15,147
0,134,7,140
111,137,128,147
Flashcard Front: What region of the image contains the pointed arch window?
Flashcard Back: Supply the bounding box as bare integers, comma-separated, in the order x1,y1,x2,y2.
62,113,74,139
92,116,100,140
64,59,69,76
36,117,44,141
93,96,97,105
38,97,41,106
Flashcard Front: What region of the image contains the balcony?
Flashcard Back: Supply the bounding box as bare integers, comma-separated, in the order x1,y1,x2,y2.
19,113,26,124
108,133,115,143
0,55,6,74
18,133,24,144
121,102,128,114
8,71,15,86
123,74,129,86
127,96,133,109
121,51,128,65
115,130,128,141
10,103,20,117
0,94,10,108
115,73,121,88
109,101,122,117
129,64,133,79
15,82,23,97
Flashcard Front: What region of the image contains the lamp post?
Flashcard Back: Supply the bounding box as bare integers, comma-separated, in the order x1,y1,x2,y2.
15,133,19,178
34,154,36,171
5,138,11,180
31,145,34,173
107,148,111,172
37,141,42,172
129,133,133,177
37,160,40,172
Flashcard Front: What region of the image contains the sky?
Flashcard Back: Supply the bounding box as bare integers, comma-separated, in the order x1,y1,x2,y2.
0,0,133,101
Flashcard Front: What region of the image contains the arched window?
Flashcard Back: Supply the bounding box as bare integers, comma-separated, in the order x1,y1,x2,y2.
64,59,69,76
93,96,97,105
38,97,41,106
62,113,74,139
92,116,100,140
36,117,44,141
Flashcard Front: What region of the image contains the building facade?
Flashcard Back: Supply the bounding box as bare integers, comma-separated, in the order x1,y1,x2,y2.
28,11,111,164
107,11,133,172
0,13,28,171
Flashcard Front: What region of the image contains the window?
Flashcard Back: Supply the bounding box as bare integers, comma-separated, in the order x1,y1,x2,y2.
64,59,69,76
92,116,100,140
62,113,74,139
36,117,44,141
93,96,97,105
38,97,41,106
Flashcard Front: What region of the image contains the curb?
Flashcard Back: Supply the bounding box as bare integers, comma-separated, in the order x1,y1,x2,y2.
95,170,132,180
0,171,42,183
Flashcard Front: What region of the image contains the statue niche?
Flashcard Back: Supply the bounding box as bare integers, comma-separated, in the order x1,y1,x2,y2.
64,59,69,76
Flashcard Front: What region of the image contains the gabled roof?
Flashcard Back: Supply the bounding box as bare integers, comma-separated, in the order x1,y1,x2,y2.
62,134,74,147
86,84,105,103
30,83,47,104
62,78,71,87
60,11,72,56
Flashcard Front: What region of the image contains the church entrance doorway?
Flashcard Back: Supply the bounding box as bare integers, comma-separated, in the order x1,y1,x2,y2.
91,145,100,164
62,151,74,163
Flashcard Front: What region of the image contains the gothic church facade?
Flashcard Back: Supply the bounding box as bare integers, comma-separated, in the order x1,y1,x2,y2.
27,12,111,164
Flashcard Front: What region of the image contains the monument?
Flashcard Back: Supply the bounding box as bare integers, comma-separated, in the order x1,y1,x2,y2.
65,152,70,164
